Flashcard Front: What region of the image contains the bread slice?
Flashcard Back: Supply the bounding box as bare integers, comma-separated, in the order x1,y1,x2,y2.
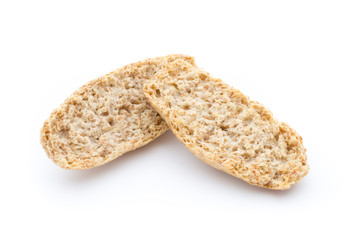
41,55,196,169
143,59,309,190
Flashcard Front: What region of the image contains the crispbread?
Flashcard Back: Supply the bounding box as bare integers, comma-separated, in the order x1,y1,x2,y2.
143,59,309,190
40,55,195,169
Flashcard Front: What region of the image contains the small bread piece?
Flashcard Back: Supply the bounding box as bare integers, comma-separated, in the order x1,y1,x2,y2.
144,59,309,190
41,55,195,169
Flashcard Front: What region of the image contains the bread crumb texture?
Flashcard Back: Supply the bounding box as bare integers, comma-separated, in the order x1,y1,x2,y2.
144,59,309,190
41,55,195,169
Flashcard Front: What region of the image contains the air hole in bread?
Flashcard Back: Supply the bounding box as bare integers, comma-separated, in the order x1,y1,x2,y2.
182,104,190,110
130,99,140,104
107,117,114,126
275,133,280,141
287,144,294,152
263,181,272,187
243,152,251,162
66,157,73,165
236,108,243,114
58,128,69,138
169,71,177,78
187,129,194,135
155,117,162,126
118,107,129,114
220,125,228,131
243,117,252,125
45,133,49,141
169,82,179,90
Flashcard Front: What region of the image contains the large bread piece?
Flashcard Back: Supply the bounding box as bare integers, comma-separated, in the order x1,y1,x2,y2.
143,59,309,190
41,55,195,169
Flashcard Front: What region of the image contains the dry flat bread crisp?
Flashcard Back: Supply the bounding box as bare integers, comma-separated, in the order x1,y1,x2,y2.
144,59,309,190
41,54,195,169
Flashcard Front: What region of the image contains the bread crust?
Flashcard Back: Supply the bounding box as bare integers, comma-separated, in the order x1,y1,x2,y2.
143,59,309,190
40,55,195,169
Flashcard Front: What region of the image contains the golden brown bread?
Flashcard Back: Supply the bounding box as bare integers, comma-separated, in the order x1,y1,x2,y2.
40,55,195,169
143,59,309,190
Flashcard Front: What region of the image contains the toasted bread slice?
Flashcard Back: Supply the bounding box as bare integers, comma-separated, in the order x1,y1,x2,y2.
143,59,309,190
41,55,195,169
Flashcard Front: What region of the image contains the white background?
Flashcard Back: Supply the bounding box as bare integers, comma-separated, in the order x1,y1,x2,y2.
1,0,359,239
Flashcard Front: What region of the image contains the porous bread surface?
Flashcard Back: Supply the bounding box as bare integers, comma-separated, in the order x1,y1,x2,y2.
41,54,195,169
144,59,309,190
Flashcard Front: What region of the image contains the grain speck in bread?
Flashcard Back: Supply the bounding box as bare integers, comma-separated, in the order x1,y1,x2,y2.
40,55,195,169
143,59,309,190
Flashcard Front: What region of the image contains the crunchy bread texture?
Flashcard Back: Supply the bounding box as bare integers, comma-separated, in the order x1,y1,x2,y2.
144,59,309,190
41,54,195,169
